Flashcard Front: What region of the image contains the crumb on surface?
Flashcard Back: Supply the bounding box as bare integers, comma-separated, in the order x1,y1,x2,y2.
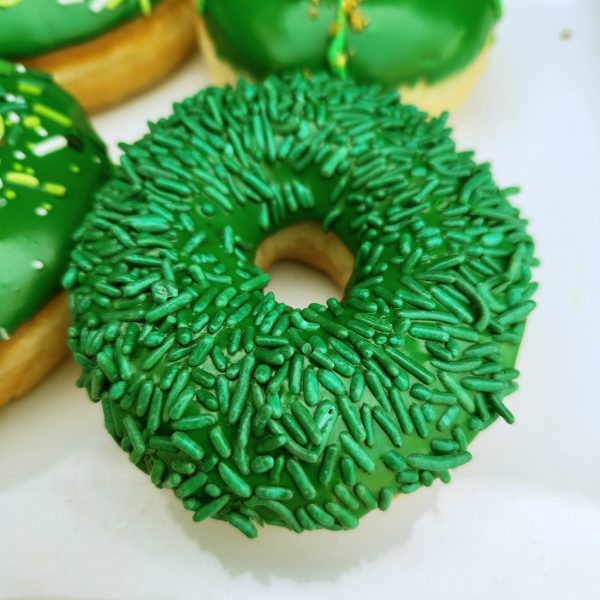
560,29,573,41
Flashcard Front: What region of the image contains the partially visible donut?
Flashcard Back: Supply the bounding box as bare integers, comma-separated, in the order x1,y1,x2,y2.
0,0,196,113
0,60,111,406
197,0,502,114
67,73,536,537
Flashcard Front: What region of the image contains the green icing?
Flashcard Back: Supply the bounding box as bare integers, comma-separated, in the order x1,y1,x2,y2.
0,59,111,339
66,73,536,537
0,0,160,59
202,0,501,86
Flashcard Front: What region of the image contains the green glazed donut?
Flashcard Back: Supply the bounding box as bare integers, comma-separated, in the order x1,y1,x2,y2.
0,59,110,341
0,1,196,115
199,0,502,113
0,0,161,59
66,73,536,537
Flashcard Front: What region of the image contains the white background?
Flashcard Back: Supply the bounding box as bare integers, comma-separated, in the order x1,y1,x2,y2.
1,0,599,598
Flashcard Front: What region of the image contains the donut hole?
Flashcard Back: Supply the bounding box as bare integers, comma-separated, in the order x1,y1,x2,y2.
254,221,354,309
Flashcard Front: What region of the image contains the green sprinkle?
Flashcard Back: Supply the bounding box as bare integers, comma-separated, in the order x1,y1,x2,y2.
193,495,231,522
461,377,508,393
378,488,394,511
256,486,294,501
286,458,317,499
383,450,407,472
339,396,366,442
409,324,449,343
488,393,515,424
326,501,358,529
240,272,271,292
33,102,72,127
319,444,340,485
176,472,208,498
291,401,322,445
188,335,214,367
303,367,320,406
437,405,461,431
171,432,205,461
228,355,255,425
430,358,482,373
146,291,195,323
5,172,39,188
439,372,476,414
218,462,252,498
386,348,434,385
210,426,232,458
406,451,472,471
251,455,275,473
372,407,403,447
123,416,145,463
317,368,346,396
497,300,536,326
340,432,375,473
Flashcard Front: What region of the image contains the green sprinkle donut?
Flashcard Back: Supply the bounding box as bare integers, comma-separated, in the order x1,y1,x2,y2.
67,73,536,537
0,59,110,341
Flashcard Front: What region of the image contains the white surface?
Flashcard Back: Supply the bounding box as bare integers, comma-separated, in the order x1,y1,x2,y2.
1,1,599,598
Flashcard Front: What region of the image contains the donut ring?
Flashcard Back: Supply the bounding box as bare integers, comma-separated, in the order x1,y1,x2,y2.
0,60,110,406
0,0,196,113
67,73,536,537
198,0,502,114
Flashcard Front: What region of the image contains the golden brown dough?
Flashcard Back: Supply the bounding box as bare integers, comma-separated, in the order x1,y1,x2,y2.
255,221,354,291
0,294,71,407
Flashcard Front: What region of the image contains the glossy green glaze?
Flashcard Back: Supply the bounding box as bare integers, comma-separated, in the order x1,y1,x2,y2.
202,0,500,86
0,0,161,59
67,73,535,536
0,60,111,339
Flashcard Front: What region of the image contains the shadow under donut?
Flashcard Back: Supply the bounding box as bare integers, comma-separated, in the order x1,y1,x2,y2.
165,481,440,584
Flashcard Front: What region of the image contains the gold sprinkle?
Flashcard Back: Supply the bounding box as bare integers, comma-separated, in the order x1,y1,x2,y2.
343,0,368,32
335,53,348,69
329,22,342,36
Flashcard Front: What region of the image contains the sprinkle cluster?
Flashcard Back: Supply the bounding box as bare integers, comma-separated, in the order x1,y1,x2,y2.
322,0,368,77
67,73,536,537
1,74,73,211
0,59,109,336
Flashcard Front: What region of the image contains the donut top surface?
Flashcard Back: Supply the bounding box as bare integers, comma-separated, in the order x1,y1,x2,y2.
67,73,536,536
0,0,161,59
0,60,111,340
201,0,502,86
